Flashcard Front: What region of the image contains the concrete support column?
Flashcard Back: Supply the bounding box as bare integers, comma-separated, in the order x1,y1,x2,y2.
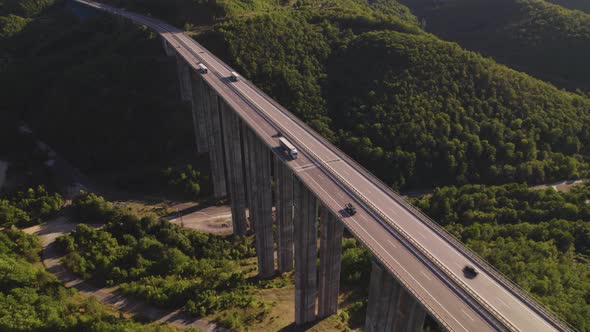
176,55,192,102
318,207,344,318
294,177,318,325
274,158,294,273
242,123,255,231
162,38,175,56
365,261,426,332
245,128,274,277
201,83,227,199
189,73,209,153
115,14,126,26
220,103,248,235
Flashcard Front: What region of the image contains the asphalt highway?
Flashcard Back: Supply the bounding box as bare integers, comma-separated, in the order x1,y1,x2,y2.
74,1,571,330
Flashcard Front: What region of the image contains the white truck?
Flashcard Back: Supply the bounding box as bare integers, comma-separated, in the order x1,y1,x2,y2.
279,137,298,160
230,71,240,82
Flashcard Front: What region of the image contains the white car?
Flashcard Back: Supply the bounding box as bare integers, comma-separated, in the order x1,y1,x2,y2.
230,71,240,82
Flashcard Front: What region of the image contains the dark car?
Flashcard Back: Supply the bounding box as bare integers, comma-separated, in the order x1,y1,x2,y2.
345,203,357,216
463,265,479,279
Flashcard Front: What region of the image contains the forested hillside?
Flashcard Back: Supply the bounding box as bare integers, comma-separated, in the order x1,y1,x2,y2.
546,0,590,13
6,0,590,192
413,183,590,330
187,0,590,189
398,0,590,94
328,31,590,188
0,0,213,197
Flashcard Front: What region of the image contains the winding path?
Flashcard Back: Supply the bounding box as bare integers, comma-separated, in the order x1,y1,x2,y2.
23,216,224,331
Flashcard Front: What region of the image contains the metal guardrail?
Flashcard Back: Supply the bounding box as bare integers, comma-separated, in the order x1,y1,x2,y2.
73,2,573,330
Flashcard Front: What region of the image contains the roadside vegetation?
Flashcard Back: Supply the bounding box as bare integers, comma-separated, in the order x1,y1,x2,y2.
58,193,267,323
0,185,63,228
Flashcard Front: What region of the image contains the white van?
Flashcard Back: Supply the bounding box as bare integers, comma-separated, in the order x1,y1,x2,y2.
230,71,240,82
198,63,208,74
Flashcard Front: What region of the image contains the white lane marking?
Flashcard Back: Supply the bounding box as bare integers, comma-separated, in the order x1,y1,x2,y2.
387,239,397,248
421,270,433,281
304,175,470,332
462,309,475,321
454,262,463,269
496,297,509,308
419,232,428,240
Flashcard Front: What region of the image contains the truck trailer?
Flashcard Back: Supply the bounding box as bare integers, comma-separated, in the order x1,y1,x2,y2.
279,137,298,160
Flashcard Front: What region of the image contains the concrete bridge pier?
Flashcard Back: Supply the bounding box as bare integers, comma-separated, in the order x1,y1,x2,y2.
220,102,248,235
318,207,344,318
176,55,192,102
162,38,176,56
365,261,426,332
274,158,294,273
200,84,227,199
294,178,318,324
244,128,275,277
241,123,255,231
189,73,209,153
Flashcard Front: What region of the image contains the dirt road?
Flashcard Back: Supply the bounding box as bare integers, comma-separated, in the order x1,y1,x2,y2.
23,216,224,331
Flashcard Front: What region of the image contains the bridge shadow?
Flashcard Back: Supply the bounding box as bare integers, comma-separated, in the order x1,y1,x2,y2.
337,209,352,218
162,204,202,221
279,320,323,331
272,146,290,162
162,198,228,221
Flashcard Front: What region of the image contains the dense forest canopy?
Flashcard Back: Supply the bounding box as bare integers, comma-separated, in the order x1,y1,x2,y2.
412,183,590,330
328,30,590,188
398,0,590,94
546,0,590,13
1,0,214,196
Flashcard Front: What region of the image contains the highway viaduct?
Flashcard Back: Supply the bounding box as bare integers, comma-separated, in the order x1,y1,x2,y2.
73,1,573,331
